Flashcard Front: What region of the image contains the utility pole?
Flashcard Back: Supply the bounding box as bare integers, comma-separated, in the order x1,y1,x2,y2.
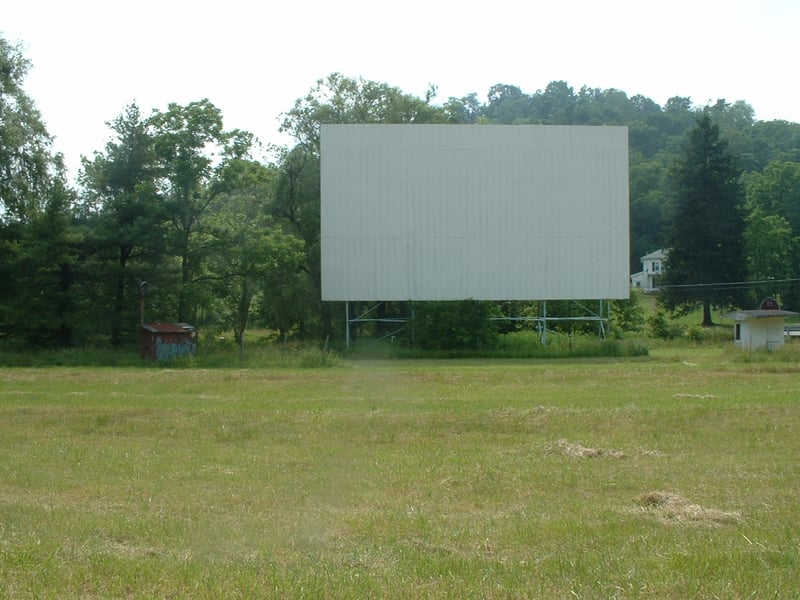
139,281,147,325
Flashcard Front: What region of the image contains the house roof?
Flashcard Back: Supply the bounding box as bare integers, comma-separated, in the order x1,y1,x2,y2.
641,249,665,261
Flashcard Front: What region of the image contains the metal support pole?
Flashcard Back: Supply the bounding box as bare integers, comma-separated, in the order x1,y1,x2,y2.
345,301,350,350
138,280,147,326
411,303,416,348
598,299,605,338
541,300,548,345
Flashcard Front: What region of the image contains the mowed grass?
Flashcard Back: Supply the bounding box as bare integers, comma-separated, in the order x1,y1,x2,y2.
1,348,799,598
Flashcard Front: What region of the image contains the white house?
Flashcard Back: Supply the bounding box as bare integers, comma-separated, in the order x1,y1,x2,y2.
630,249,665,293
724,298,798,351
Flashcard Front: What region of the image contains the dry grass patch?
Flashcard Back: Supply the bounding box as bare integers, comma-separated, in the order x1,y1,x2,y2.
637,448,667,458
548,439,667,459
637,491,742,526
549,438,628,459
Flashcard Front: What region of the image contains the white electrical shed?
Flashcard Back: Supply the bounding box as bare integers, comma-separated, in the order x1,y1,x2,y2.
725,298,798,351
320,124,629,302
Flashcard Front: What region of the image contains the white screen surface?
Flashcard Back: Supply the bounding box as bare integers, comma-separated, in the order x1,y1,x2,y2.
321,124,629,301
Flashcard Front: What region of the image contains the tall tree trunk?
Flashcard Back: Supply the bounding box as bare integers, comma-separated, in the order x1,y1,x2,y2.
234,279,252,357
57,262,74,347
111,246,131,347
178,246,193,323
112,269,124,346
702,300,714,327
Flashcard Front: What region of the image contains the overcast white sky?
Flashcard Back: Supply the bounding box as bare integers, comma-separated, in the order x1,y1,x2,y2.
4,0,799,179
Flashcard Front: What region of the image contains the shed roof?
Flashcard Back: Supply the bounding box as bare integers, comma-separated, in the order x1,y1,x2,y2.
141,322,194,333
724,309,798,321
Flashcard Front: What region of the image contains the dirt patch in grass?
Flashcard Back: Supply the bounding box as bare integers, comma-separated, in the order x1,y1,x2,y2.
636,491,741,526
97,537,160,559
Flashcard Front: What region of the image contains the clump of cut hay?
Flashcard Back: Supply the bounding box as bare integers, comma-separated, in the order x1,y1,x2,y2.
637,449,667,458
637,491,741,526
550,439,627,459
673,393,716,399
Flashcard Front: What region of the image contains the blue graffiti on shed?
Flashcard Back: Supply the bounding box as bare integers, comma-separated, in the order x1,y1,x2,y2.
140,323,197,360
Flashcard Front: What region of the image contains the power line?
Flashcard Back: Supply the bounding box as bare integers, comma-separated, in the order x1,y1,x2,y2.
658,277,800,291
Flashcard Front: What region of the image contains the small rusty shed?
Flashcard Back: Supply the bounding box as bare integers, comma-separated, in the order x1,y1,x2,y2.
140,323,197,360
724,298,798,351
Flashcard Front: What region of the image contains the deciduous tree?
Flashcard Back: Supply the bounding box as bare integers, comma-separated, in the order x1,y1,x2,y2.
0,35,80,347
280,73,445,153
278,75,447,338
743,209,794,284
206,158,304,351
149,99,247,322
0,36,54,223
744,161,800,231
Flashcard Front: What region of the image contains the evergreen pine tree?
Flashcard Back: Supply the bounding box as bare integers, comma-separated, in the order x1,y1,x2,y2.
660,114,747,326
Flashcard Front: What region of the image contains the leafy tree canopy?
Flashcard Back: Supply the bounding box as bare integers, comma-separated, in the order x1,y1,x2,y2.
280,73,447,153
0,37,60,223
3,35,800,349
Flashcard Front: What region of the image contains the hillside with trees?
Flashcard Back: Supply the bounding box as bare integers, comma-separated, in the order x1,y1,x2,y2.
3,35,800,350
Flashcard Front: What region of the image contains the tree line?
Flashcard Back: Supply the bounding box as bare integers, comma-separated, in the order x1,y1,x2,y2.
2,36,800,350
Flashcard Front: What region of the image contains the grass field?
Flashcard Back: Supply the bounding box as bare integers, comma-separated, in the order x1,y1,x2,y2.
1,346,799,598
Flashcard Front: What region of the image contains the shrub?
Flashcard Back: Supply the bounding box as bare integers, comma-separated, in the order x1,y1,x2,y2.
296,348,340,368
411,301,499,351
611,288,647,332
685,325,704,343
647,311,683,339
